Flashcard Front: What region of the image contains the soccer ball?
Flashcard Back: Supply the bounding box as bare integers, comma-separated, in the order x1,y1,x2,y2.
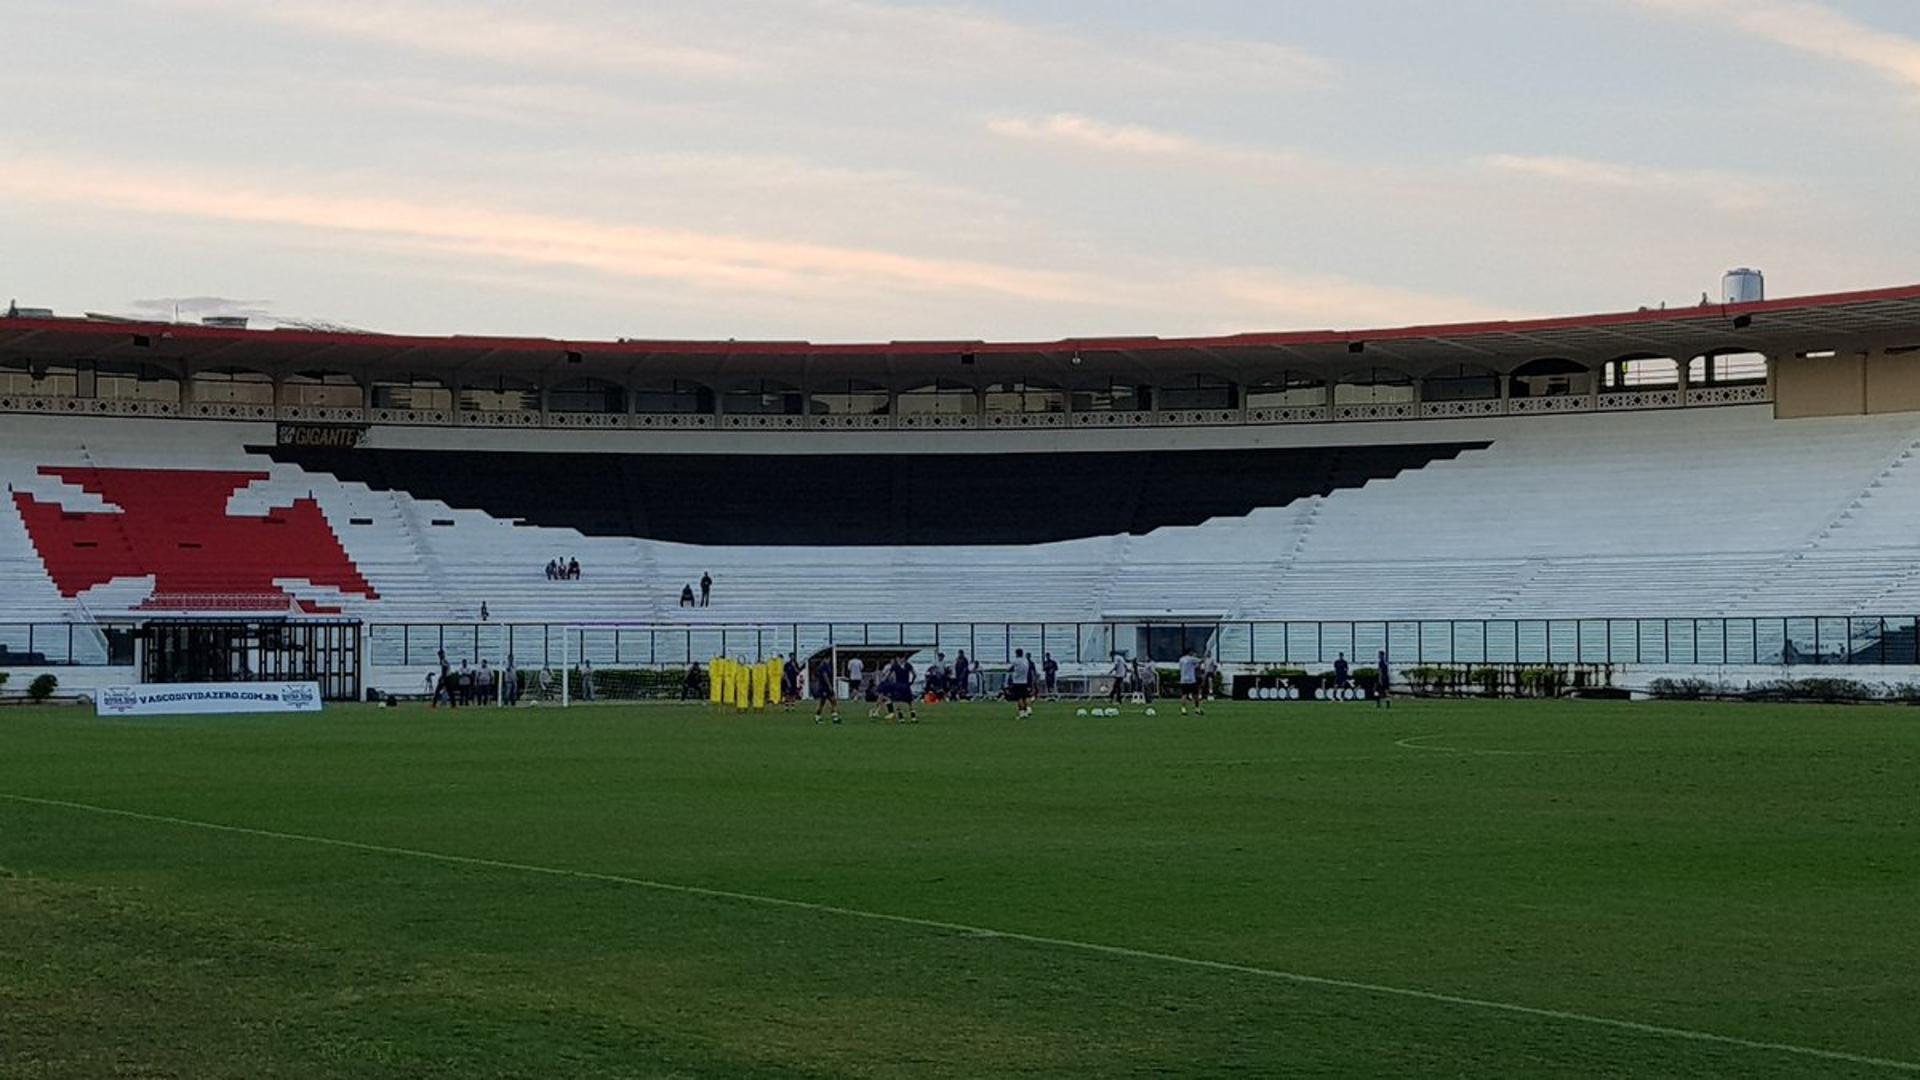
1144,707,1157,717
1075,708,1088,717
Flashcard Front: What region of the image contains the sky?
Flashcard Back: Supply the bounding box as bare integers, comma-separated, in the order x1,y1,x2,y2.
1,0,1916,342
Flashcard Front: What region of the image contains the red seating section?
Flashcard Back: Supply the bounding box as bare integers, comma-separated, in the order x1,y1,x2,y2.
14,467,377,610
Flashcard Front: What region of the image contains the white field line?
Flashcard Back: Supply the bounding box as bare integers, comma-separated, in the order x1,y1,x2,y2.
1393,732,1547,756
3,791,1916,1074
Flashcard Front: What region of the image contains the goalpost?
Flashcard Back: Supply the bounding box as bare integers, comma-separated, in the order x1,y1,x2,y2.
556,622,800,707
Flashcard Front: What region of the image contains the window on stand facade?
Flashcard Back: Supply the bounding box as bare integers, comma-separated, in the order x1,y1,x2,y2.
459,377,540,413
371,377,452,411
548,378,627,414
1508,358,1592,398
92,362,182,402
1421,363,1499,402
722,382,804,415
1333,367,1415,404
982,380,1065,414
897,380,977,416
1603,355,1678,390
1245,372,1326,408
1069,381,1151,413
1688,352,1767,386
279,371,362,408
632,381,713,414
189,367,274,404
1156,374,1237,410
810,380,891,416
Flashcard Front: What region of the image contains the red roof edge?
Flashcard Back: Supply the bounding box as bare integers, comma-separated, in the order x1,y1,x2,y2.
5,281,1919,358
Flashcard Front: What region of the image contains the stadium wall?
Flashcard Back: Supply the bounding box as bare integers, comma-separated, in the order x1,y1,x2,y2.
1776,345,1920,418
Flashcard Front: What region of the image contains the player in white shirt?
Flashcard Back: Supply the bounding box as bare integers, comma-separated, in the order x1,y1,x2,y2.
1178,649,1203,716
1007,649,1036,719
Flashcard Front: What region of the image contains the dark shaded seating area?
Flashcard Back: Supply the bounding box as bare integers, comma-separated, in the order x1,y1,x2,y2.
261,442,1490,546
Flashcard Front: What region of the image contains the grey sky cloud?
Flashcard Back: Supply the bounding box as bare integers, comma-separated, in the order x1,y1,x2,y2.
1,1,1912,341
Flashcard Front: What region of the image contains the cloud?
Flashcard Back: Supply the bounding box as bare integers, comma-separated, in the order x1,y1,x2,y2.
334,79,653,126
142,0,755,77
0,152,1090,303
986,113,1308,175
1480,153,1781,212
1620,0,1920,93
805,1,1337,91
130,296,275,318
987,114,1201,158
142,0,1334,96
1186,269,1531,331
0,150,1525,337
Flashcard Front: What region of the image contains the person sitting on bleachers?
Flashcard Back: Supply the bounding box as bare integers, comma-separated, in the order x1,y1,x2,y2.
568,557,581,580
545,559,558,580
680,583,696,607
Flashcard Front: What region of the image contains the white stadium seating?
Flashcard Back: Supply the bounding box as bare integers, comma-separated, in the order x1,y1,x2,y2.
5,405,1920,630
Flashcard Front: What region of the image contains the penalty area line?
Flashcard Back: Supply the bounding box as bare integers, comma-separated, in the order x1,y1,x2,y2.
3,791,1916,1074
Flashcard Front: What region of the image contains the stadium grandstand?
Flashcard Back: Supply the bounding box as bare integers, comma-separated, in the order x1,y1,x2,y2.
5,277,1920,700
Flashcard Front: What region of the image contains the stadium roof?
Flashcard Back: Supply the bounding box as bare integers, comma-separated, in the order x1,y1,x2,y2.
5,283,1920,383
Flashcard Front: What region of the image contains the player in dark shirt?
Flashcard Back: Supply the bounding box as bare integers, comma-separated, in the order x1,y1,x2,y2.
881,656,918,723
811,657,839,724
781,655,801,711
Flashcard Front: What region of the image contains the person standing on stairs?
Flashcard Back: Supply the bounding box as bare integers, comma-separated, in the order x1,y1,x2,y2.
700,571,713,607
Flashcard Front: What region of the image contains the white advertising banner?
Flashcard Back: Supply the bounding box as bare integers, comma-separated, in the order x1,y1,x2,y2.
95,682,324,717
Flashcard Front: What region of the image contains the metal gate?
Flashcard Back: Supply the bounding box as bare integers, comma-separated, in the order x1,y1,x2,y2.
140,619,362,701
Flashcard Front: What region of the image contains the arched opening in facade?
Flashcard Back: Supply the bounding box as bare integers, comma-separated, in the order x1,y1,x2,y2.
93,361,182,403
0,358,77,396
810,379,890,416
371,376,453,412
983,379,1066,414
1070,379,1152,413
898,379,978,416
1508,358,1593,398
1603,353,1679,391
1245,371,1327,408
632,380,714,414
279,370,362,408
1421,363,1500,402
1688,350,1768,386
1333,367,1416,405
1156,374,1238,410
460,375,540,413
189,367,274,405
722,380,804,415
547,377,628,414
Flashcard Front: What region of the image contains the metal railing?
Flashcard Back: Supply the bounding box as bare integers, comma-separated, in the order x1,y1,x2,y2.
364,614,1920,670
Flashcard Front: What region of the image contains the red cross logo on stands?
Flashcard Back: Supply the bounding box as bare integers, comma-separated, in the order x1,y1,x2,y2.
13,467,378,612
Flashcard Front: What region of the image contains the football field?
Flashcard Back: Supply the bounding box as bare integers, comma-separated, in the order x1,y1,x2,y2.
1,698,1916,1078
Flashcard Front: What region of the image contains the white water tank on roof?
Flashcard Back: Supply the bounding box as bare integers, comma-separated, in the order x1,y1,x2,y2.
1723,268,1764,305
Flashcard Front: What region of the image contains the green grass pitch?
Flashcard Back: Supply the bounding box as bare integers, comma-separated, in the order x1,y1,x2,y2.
1,698,1916,1078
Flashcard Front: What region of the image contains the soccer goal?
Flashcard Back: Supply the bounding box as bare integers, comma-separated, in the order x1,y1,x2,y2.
555,622,806,707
